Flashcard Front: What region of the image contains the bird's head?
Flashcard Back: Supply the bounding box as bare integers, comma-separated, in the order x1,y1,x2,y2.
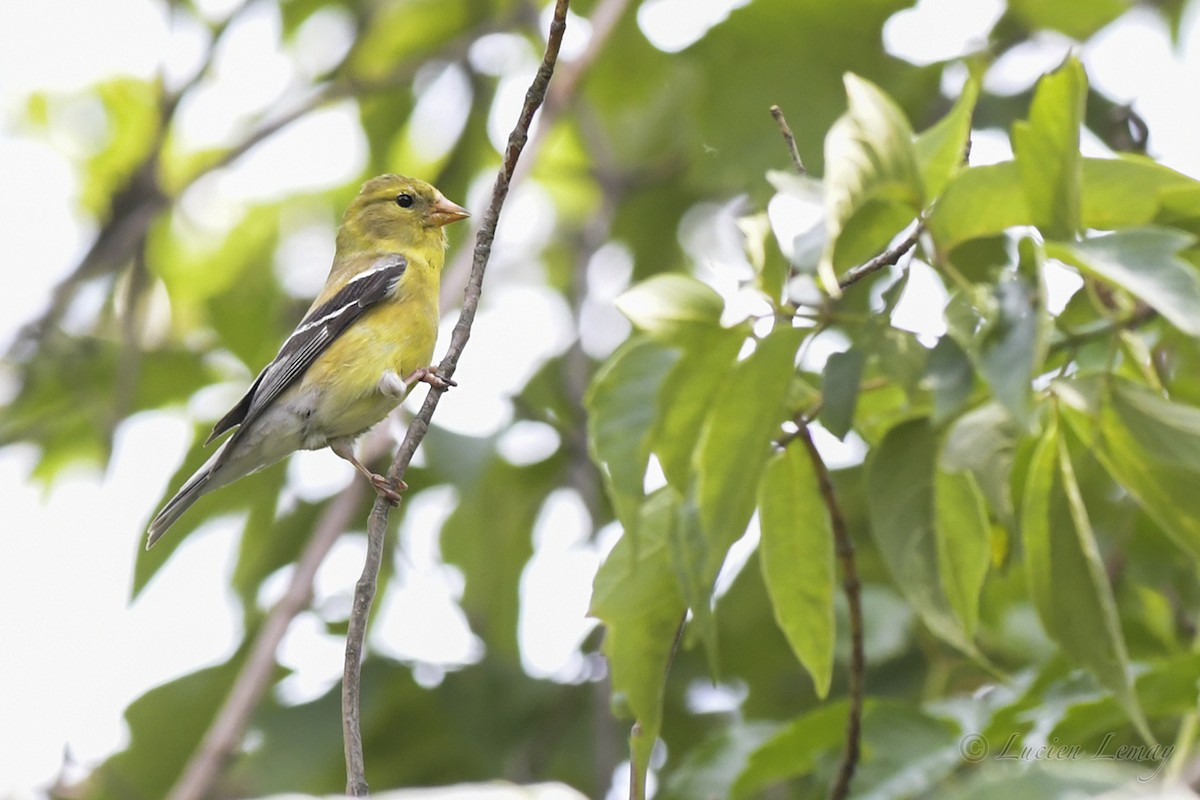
337,174,469,255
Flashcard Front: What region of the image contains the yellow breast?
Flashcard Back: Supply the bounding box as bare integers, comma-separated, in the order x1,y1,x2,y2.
297,258,441,442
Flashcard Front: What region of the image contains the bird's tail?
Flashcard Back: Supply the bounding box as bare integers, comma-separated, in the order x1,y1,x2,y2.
146,456,218,549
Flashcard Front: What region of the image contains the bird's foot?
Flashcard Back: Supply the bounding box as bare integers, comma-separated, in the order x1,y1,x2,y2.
368,472,407,506
404,366,457,391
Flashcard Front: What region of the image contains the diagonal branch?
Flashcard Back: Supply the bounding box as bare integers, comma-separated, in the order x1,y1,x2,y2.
340,1,572,795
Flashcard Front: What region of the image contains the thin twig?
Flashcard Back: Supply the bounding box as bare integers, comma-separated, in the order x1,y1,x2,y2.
340,2,572,794
770,105,806,175
795,424,863,800
166,468,373,800
438,0,631,310
837,222,923,290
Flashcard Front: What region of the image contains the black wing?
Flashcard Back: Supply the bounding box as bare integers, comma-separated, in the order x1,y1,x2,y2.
205,255,407,444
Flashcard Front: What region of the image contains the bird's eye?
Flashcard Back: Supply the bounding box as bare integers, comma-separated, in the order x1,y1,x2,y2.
396,193,414,208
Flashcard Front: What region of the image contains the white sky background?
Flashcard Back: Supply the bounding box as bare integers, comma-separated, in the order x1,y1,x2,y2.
3,0,1200,796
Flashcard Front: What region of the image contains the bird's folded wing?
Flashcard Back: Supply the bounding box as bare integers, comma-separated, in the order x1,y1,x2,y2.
205,255,407,444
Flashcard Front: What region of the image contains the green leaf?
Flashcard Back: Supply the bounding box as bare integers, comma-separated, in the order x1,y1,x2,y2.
867,418,977,655
586,337,680,530
819,348,865,440
1060,378,1200,561
616,273,726,338
1012,56,1086,240
653,325,749,489
820,74,924,293
1083,156,1199,230
696,327,805,583
929,156,1200,253
732,701,850,798
1021,416,1151,742
590,489,687,794
1110,380,1200,472
662,722,781,800
758,446,835,697
927,162,1028,253
926,335,974,424
941,402,1019,525
934,468,990,637
1047,227,1200,336
80,78,160,216
914,75,979,198
976,253,1045,428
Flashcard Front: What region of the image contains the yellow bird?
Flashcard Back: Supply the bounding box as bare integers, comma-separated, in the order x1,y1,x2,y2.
147,175,469,547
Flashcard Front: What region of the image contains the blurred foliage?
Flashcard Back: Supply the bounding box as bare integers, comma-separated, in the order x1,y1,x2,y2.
10,0,1200,798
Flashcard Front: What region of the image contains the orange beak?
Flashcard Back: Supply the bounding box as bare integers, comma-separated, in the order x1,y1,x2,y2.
429,193,470,227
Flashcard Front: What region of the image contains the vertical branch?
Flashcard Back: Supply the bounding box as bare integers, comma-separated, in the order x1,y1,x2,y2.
340,1,572,795
771,104,863,800
797,425,864,800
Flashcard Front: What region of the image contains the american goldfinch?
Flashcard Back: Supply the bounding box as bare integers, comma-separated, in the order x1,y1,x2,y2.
147,175,469,547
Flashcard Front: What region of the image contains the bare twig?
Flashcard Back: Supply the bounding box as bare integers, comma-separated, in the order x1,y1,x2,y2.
166,462,374,800
770,105,806,175
340,2,572,794
438,0,631,310
837,222,922,290
795,424,863,800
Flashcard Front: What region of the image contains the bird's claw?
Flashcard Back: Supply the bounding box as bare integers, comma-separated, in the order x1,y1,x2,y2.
405,366,457,391
368,473,407,506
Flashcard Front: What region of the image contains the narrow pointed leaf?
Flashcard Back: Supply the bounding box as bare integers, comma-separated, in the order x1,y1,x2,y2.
915,75,979,198
653,326,748,489
586,337,680,530
819,348,865,440
934,468,990,637
696,327,805,582
591,489,687,793
1022,416,1152,742
1012,56,1085,239
758,445,835,697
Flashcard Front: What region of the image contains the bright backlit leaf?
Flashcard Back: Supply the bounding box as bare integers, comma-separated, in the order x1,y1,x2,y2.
616,273,726,337
820,74,924,293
